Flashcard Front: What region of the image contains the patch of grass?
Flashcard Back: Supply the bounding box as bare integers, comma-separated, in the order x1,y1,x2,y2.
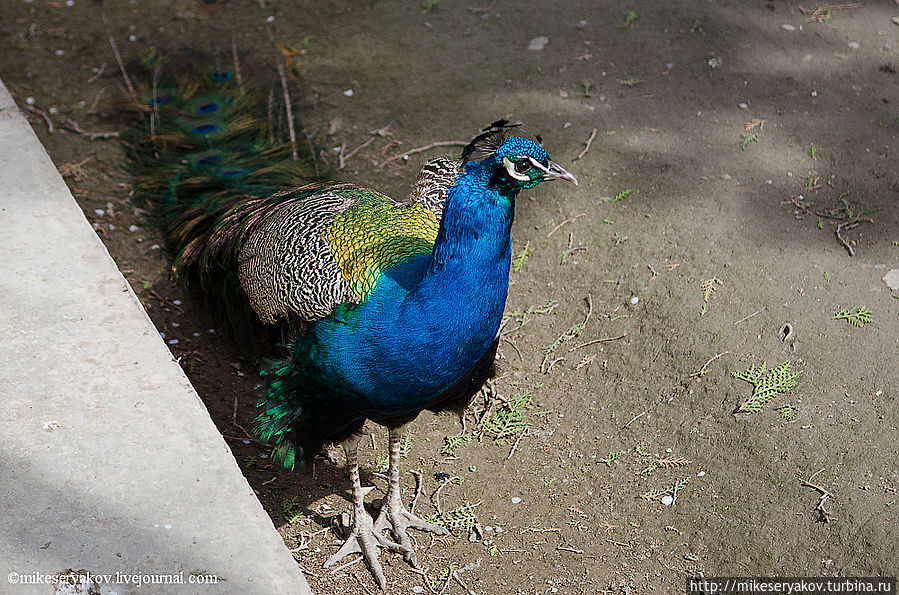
833,305,873,327
732,362,802,413
420,0,439,11
808,144,817,159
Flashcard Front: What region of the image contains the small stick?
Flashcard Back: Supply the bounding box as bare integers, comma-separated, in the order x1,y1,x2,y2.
546,213,586,238
339,136,375,169
501,336,523,361
568,333,627,352
231,396,268,445
21,105,53,133
557,546,585,554
61,116,119,139
379,140,468,167
431,476,459,515
327,555,364,575
801,469,837,523
86,87,106,114
270,35,299,161
835,220,858,256
688,351,729,378
409,469,424,515
262,476,278,485
351,572,375,595
733,310,760,326
100,8,135,98
231,35,244,91
621,410,647,430
507,426,528,460
573,128,597,162
148,289,183,312
86,62,106,84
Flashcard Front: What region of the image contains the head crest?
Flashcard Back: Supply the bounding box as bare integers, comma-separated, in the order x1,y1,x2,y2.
461,120,543,166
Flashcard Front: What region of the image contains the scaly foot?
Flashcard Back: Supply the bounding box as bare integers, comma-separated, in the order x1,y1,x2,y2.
373,500,450,567
324,504,407,590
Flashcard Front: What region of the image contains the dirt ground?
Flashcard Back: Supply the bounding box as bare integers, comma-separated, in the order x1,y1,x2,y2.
2,0,897,593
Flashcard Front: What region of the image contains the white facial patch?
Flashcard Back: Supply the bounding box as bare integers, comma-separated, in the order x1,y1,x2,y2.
502,156,551,181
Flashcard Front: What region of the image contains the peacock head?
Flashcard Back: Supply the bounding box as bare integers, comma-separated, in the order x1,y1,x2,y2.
462,121,577,193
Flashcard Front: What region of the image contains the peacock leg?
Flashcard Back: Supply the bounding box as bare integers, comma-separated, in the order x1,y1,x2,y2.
324,434,406,589
373,424,450,567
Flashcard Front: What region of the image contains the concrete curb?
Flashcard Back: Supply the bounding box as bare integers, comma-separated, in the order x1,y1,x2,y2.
0,78,312,594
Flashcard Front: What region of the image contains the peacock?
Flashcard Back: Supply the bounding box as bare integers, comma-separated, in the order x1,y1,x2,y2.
131,51,577,589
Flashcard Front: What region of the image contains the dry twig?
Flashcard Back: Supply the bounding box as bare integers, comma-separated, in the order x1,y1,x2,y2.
546,213,586,238
379,140,468,167
573,128,597,161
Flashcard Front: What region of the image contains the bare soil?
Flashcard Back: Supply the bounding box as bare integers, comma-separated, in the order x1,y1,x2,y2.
2,1,897,593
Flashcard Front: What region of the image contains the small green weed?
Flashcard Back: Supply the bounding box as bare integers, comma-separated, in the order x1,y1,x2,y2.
833,305,873,327
740,132,759,150
732,362,802,413
483,390,531,439
619,11,639,29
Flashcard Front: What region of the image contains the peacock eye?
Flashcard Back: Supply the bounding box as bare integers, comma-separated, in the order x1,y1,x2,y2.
514,160,531,174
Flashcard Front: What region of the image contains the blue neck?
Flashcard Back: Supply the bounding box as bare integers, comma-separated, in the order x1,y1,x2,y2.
307,158,516,408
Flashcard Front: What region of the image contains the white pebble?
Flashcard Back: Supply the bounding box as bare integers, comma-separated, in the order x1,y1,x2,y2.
266,15,275,23
48,107,58,114
65,0,74,5
412,587,425,594
629,297,639,305
173,300,182,305
55,50,65,56
94,209,105,216
343,89,354,97
811,90,818,97
661,495,674,506
25,96,35,105
528,36,549,51
511,497,522,504
129,35,137,42
697,471,706,477
781,24,796,31
847,41,860,49
738,102,748,109
150,244,161,250
128,224,139,232
168,339,179,345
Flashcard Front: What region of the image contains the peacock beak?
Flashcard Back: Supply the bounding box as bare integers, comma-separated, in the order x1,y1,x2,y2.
545,160,578,185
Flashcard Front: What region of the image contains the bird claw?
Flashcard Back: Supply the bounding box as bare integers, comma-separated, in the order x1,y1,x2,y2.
324,510,407,590
373,502,450,567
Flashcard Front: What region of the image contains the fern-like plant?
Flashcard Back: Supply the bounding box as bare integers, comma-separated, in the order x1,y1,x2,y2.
512,240,532,272
732,361,802,413
833,306,873,327
441,433,469,457
427,502,481,535
483,390,531,439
